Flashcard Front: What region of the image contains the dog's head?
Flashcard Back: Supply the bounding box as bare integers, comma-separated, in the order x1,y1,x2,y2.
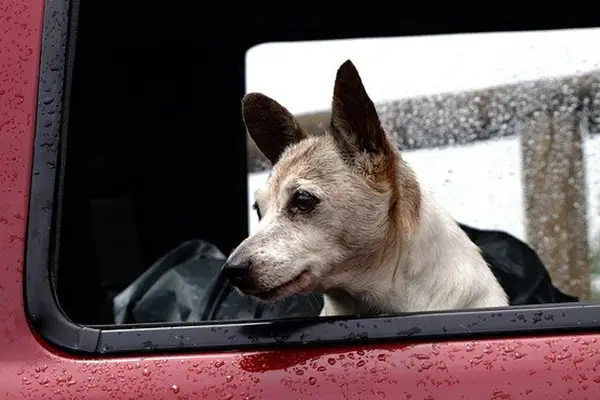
223,60,421,302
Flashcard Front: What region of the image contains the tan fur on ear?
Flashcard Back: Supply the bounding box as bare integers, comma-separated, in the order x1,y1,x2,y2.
242,92,308,165
329,60,421,237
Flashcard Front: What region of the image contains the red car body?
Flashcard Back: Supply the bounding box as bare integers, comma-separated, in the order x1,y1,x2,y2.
2,1,600,399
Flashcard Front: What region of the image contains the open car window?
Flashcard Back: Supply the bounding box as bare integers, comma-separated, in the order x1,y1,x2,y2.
24,0,600,354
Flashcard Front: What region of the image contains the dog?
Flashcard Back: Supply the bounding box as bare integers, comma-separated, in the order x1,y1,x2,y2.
223,60,509,317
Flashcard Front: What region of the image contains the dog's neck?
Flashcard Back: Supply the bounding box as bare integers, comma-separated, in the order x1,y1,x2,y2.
321,184,508,317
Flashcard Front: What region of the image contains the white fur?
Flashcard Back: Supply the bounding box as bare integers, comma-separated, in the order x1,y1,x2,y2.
320,185,509,317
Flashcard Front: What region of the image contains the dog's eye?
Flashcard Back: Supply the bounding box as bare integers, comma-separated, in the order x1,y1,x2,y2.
252,201,262,220
290,190,319,213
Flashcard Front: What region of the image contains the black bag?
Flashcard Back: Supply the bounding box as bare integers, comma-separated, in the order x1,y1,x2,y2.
459,224,578,304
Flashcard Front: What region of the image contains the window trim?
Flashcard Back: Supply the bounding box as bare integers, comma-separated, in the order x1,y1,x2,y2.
25,0,600,355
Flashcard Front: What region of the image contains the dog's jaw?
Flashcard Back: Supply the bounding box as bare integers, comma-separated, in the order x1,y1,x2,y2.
249,270,319,302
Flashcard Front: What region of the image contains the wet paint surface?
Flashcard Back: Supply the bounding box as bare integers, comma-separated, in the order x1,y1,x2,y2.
0,0,43,350
5,337,600,399
3,0,600,398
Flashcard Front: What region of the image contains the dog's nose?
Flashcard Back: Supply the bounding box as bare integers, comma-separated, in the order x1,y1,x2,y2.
222,260,252,289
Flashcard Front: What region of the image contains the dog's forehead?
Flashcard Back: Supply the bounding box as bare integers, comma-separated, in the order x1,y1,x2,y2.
267,136,341,193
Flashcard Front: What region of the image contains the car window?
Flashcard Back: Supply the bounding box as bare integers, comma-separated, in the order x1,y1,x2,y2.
25,1,600,354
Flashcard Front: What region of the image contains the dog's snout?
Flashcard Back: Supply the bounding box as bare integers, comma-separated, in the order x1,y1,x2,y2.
223,260,252,289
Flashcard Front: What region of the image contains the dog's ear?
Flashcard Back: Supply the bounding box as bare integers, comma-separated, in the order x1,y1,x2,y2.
242,92,308,165
329,60,393,166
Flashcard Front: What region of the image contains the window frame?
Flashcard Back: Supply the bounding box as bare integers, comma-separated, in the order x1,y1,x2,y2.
25,0,600,355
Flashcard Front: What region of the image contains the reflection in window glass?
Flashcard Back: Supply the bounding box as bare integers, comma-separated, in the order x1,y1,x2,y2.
245,28,600,300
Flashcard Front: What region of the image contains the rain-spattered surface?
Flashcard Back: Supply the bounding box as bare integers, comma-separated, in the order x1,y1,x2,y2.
247,71,600,172
12,336,600,399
